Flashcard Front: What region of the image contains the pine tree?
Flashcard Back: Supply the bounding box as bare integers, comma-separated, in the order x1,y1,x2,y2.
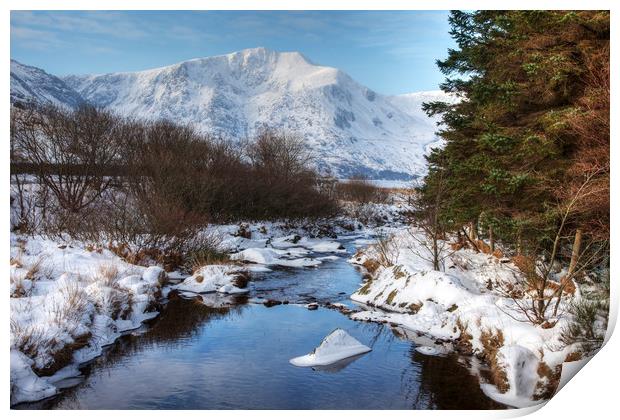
422,10,609,252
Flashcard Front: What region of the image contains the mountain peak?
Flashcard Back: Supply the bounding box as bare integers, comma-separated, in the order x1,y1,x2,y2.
11,59,84,108
12,55,451,180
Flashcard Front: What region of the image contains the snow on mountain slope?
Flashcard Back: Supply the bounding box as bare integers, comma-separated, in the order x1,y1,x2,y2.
10,60,84,109
63,48,449,179
9,49,451,179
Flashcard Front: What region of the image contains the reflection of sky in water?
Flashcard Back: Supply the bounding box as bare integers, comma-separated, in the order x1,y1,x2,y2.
19,241,505,410
30,303,503,409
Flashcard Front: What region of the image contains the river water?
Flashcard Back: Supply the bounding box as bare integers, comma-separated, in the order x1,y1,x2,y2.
18,237,506,410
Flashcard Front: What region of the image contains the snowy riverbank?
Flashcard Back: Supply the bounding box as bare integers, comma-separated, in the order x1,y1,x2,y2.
348,228,593,408
9,217,367,405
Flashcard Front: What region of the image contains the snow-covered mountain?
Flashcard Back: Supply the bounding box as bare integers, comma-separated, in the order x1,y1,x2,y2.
10,60,84,108
12,48,452,179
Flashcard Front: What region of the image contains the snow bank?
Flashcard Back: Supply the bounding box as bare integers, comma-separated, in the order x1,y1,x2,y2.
9,235,169,405
10,350,57,406
290,328,371,367
349,228,577,407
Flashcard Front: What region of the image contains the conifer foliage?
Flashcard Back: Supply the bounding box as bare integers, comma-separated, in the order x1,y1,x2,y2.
421,11,609,328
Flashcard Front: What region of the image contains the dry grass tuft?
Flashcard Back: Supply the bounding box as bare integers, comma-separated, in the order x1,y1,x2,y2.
480,328,510,393
24,257,43,280
564,351,582,362
386,289,398,305
10,271,29,298
534,362,561,400
95,263,120,286
10,257,23,268
455,318,474,355
361,258,380,274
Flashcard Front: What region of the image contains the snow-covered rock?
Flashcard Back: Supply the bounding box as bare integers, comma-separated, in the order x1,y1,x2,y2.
415,346,445,356
289,328,371,367
142,266,168,287
230,247,321,268
174,265,248,294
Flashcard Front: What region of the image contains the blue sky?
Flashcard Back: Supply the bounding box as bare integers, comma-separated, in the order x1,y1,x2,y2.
10,10,455,95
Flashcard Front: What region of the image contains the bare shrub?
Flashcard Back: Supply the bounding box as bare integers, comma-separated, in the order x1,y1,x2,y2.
244,130,339,219
11,104,129,213
12,105,338,254
10,320,50,361
50,280,89,329
336,175,389,203
372,233,400,268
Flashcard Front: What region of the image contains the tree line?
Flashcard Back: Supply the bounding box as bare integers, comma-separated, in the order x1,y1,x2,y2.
10,103,342,262
10,102,391,264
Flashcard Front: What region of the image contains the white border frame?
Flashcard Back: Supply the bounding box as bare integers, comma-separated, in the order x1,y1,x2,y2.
3,2,617,419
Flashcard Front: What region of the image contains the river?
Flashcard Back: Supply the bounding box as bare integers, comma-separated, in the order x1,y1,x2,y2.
16,236,506,410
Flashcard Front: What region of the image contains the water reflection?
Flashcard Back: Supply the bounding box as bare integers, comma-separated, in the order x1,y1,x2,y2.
311,353,368,373
409,348,506,409
16,241,506,410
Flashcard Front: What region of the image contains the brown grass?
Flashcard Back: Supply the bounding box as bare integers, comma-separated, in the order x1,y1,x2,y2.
361,258,380,274
10,272,28,298
564,351,582,362
10,257,23,268
408,302,423,314
25,257,43,280
392,265,406,279
480,328,510,393
386,290,398,305
455,318,474,355
357,280,373,295
232,272,250,289
96,264,119,286
35,332,92,376
534,362,561,400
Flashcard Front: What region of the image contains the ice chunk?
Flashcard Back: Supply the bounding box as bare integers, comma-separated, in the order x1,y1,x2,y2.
290,328,371,367
415,346,443,356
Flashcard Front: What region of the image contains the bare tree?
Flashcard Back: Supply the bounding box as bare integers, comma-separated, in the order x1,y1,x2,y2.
499,168,609,324
11,104,128,213
409,172,453,271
